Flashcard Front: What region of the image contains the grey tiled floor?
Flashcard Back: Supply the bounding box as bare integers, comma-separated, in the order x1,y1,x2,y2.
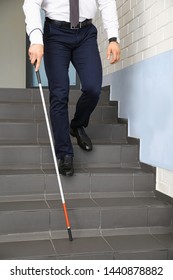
0,234,172,260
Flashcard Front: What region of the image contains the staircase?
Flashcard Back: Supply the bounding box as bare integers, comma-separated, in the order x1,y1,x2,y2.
0,87,173,260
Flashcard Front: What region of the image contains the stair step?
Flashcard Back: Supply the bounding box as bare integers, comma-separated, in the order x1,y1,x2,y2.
0,88,33,103
0,197,171,236
0,88,111,105
0,123,127,144
0,232,172,260
0,103,118,123
0,144,139,169
0,166,155,199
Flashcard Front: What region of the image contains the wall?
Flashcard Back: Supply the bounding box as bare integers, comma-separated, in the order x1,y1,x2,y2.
0,0,26,88
94,0,173,197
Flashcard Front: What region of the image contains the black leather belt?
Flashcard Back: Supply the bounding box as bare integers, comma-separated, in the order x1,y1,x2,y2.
46,17,92,29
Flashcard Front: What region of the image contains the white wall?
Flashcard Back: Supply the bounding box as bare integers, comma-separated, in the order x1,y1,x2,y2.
0,0,26,88
94,0,173,197
95,0,173,75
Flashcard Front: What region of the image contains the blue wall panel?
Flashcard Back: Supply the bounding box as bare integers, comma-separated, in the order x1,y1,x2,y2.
103,50,173,171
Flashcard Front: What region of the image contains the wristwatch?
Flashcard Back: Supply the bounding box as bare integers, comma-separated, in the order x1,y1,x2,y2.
109,37,118,43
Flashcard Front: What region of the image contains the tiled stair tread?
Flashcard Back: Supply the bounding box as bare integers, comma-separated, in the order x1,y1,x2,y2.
0,118,118,125
0,105,118,123
1,197,171,240
0,139,127,144
0,239,56,260
0,234,173,260
0,166,155,197
0,166,154,196
0,89,111,104
0,164,141,171
48,197,171,208
0,166,153,175
0,144,139,169
0,103,116,108
0,140,127,145
0,122,127,142
0,197,170,212
0,139,128,145
0,121,124,126
0,143,137,147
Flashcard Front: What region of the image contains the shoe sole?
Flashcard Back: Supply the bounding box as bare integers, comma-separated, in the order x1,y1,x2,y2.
59,168,74,177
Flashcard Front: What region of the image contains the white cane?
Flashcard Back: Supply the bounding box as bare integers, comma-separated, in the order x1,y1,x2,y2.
35,69,73,241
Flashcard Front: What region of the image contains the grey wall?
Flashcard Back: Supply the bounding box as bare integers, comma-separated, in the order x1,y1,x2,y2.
103,49,173,171
0,0,26,88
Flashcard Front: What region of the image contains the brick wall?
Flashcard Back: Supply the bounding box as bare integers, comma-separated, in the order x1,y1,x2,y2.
94,0,173,197
157,168,173,198
94,0,173,75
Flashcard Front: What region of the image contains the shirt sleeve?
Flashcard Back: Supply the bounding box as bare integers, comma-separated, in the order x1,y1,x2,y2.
97,0,119,41
23,0,44,45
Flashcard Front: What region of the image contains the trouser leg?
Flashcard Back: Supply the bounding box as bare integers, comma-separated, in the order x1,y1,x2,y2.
44,26,73,158
70,24,102,129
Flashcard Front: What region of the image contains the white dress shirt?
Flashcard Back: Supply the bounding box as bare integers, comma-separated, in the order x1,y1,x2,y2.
23,0,119,45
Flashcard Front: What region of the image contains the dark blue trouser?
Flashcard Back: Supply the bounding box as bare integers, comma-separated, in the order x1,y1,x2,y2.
43,20,102,158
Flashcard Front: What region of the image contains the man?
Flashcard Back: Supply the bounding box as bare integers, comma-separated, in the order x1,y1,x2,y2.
23,0,120,176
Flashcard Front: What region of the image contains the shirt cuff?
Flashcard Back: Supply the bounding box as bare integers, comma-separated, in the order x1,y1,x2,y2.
107,28,120,43
29,29,43,45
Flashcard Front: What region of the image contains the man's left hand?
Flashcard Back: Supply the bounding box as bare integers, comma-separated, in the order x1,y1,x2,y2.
107,42,120,64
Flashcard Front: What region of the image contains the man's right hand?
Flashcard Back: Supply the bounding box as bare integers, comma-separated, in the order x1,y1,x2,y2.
28,44,44,71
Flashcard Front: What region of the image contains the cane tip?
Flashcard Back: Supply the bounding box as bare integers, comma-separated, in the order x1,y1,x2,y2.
67,228,73,241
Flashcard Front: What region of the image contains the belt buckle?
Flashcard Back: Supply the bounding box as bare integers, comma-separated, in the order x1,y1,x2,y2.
70,22,81,29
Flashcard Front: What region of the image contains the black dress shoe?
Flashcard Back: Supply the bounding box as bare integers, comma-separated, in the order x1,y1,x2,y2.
70,126,92,151
58,155,74,176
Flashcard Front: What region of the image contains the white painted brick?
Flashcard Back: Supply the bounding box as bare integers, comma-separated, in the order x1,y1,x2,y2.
129,17,139,33
118,16,124,29
156,182,170,197
122,56,133,68
119,25,129,39
162,169,173,185
138,37,149,52
157,167,173,198
143,18,157,36
123,9,134,25
157,168,163,181
145,0,157,10
165,0,173,9
116,0,124,9
131,0,137,9
139,9,151,27
114,60,123,71
169,187,173,198
133,52,143,64
120,48,128,61
156,38,173,55
134,0,145,17
127,42,138,57
122,33,133,48
122,1,131,16
133,26,144,42
163,21,173,40
117,6,123,18
157,7,173,29
150,1,165,18
143,46,157,60
148,29,164,48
